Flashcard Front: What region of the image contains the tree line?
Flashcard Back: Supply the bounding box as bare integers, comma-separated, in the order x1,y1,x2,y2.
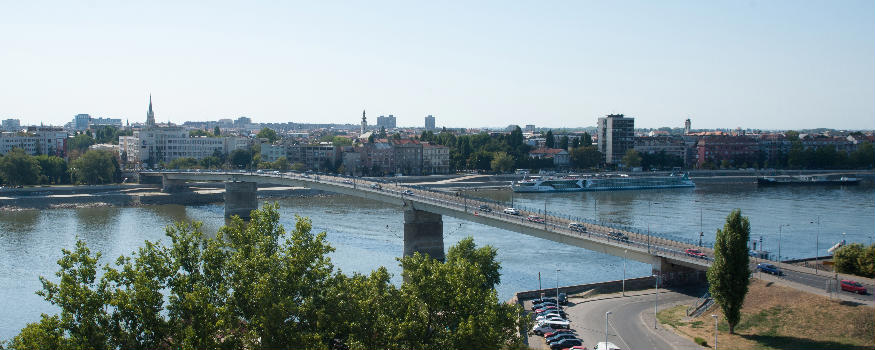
3,204,528,350
833,243,875,278
0,148,121,186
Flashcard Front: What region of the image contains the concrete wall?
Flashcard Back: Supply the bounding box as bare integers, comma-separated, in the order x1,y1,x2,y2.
403,208,445,261
515,276,657,301
224,181,258,219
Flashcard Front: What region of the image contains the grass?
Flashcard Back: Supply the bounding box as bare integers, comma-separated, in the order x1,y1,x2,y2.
657,279,874,350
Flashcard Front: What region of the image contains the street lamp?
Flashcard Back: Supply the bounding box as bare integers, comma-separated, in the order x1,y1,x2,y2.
810,216,820,274
653,274,659,329
556,268,561,310
712,314,719,350
778,224,790,262
605,311,612,347
622,249,627,296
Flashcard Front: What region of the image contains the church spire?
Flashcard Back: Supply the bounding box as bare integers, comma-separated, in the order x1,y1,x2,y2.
146,94,156,127
360,109,367,134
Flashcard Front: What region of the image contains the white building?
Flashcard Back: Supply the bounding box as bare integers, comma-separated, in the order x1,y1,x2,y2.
0,127,68,156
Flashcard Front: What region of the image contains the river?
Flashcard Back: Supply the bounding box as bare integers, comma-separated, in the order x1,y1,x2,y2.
1,182,872,340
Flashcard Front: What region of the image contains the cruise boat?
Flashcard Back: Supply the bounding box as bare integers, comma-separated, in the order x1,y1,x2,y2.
511,173,695,193
757,175,860,186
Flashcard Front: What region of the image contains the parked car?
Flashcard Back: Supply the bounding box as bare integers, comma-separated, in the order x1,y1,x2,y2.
558,292,568,305
756,263,783,276
685,248,707,258
536,314,568,323
840,280,867,294
543,329,575,338
534,305,559,313
504,207,520,215
531,320,570,335
550,338,583,350
568,223,587,232
478,204,492,212
594,342,621,350
546,332,578,343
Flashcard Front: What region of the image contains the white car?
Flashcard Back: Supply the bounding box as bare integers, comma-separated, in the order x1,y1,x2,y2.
531,323,568,336
594,342,621,350
504,207,520,215
536,314,567,322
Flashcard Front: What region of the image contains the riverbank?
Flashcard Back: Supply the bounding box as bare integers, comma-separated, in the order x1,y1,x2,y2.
0,183,325,211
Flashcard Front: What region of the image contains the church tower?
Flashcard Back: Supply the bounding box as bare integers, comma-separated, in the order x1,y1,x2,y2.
360,110,367,134
146,95,156,127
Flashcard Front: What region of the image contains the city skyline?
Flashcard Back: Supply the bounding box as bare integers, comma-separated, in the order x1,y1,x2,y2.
1,1,873,129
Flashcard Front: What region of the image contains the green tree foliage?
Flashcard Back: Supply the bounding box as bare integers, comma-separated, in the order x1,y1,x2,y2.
93,126,131,145
71,150,119,185
785,130,799,141
544,130,554,148
199,156,224,169
0,148,42,185
272,156,291,171
66,133,96,157
570,146,602,169
166,157,199,169
256,128,279,143
834,243,875,278
9,204,527,350
621,149,642,168
640,150,684,171
35,155,69,184
490,152,515,173
558,136,569,150
188,129,215,137
332,136,352,146
230,149,254,169
707,209,751,334
579,132,592,146
214,126,221,136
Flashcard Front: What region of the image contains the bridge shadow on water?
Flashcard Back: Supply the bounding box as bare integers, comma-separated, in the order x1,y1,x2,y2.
739,334,871,350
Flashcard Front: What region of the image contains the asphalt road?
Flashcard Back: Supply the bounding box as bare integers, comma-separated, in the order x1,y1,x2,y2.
752,263,874,305
528,290,704,350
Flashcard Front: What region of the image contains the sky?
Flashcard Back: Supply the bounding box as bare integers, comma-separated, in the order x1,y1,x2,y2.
1,0,873,130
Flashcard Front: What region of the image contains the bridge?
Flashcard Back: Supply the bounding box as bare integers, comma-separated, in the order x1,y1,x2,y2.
144,170,715,284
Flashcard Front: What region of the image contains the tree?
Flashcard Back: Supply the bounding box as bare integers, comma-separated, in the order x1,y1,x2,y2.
707,209,751,334
230,149,254,169
621,149,642,168
67,134,96,155
0,148,42,185
558,136,569,150
570,146,601,169
785,130,799,141
579,132,592,146
256,127,279,143
490,152,515,173
272,156,291,171
544,130,554,148
167,157,199,169
71,150,119,185
833,243,873,277
35,155,68,184
214,126,221,136
332,136,352,146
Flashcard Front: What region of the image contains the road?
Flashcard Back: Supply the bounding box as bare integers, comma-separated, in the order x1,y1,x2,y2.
528,290,704,350
752,263,874,305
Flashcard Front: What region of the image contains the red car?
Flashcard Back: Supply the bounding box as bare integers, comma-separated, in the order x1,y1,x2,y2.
840,280,867,294
685,248,706,258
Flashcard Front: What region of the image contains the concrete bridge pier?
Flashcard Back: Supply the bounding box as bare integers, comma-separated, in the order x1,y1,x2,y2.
161,176,188,192
651,256,706,286
403,208,445,261
225,181,258,220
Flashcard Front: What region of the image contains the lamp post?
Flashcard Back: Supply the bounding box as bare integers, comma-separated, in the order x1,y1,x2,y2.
810,216,820,274
605,311,611,347
712,314,718,350
556,268,561,309
622,249,627,296
778,224,790,262
654,274,659,329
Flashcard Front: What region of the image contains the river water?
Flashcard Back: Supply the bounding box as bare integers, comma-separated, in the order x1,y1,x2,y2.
1,182,873,339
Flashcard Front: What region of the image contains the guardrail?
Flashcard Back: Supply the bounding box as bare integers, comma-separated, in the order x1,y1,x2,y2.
145,171,715,266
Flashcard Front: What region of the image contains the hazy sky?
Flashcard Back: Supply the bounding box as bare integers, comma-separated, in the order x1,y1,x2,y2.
1,1,873,130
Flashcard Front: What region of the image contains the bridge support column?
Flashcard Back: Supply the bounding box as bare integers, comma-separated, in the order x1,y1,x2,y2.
403,209,445,261
651,256,706,286
225,181,258,220
161,176,188,192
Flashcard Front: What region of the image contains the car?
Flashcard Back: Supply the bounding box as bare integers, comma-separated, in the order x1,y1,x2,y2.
536,314,568,322
608,231,629,241
546,332,578,343
534,306,559,313
550,338,583,350
561,346,586,350
370,183,382,189
685,248,706,258
543,329,575,338
532,321,570,335
504,207,520,215
558,292,568,305
527,215,545,223
568,223,587,232
536,319,571,328
477,204,492,212
342,179,353,184
402,190,414,195
756,263,783,276
533,301,557,309
593,342,621,350
840,280,867,294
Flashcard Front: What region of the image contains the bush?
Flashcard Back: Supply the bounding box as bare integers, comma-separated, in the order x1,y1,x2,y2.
834,243,875,278
694,337,709,347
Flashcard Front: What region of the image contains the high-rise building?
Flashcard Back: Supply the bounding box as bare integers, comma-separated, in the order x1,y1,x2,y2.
424,115,435,130
524,124,536,133
376,114,396,129
74,114,91,130
684,118,691,135
597,114,635,165
1,119,20,131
